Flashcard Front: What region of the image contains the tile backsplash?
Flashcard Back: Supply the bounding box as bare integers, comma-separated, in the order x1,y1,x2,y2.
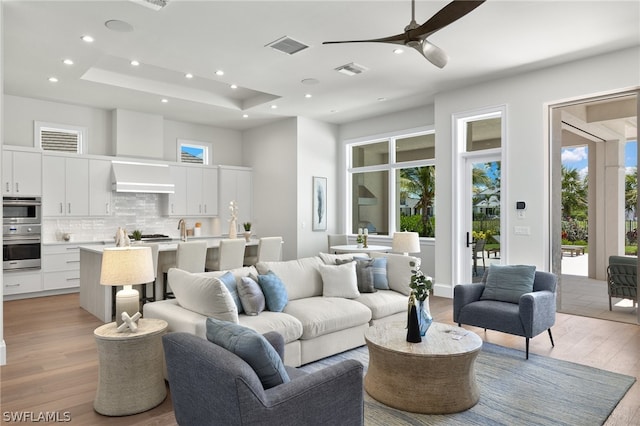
43,193,220,243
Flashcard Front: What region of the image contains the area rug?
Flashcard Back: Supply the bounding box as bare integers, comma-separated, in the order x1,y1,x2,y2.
299,342,636,426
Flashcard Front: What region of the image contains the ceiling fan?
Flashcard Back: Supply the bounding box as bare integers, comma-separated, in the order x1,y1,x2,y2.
323,0,485,69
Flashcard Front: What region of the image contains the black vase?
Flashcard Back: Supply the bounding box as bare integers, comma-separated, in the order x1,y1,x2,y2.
406,304,422,343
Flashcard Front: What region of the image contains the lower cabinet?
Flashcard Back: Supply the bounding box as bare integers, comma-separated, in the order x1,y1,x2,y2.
42,244,81,291
3,270,42,296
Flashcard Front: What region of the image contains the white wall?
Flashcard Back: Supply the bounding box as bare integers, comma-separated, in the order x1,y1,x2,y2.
243,118,299,260
296,117,339,258
434,46,640,296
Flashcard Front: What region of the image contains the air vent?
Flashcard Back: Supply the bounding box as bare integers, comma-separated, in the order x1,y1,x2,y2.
129,0,169,11
335,62,369,76
266,36,309,55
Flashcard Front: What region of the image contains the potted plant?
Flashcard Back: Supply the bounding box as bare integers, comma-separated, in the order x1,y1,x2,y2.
242,222,252,242
131,229,143,242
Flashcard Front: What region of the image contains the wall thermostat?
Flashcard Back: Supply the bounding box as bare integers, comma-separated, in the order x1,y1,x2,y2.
516,201,526,210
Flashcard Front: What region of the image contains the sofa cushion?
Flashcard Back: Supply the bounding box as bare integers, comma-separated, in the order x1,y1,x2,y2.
337,258,376,293
238,276,266,315
319,252,369,265
257,257,325,300
371,257,389,290
481,264,536,304
258,271,289,312
168,268,238,323
319,262,360,299
355,289,407,320
238,311,304,343
371,252,421,296
205,318,290,390
218,271,243,314
283,297,372,340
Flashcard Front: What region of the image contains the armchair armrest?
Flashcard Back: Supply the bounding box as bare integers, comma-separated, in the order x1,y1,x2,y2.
453,283,485,323
262,331,285,361
519,290,556,337
238,359,364,425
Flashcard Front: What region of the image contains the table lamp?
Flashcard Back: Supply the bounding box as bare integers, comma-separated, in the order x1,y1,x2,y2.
392,231,421,255
100,246,154,327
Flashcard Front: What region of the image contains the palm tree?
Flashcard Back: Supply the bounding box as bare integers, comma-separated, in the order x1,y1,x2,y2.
561,165,587,218
400,166,435,237
625,169,637,215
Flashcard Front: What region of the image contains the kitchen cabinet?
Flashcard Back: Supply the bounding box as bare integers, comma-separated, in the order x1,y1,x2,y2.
42,244,81,291
89,159,113,216
164,165,217,217
2,150,42,196
43,155,89,217
164,165,187,216
3,270,42,296
218,166,252,228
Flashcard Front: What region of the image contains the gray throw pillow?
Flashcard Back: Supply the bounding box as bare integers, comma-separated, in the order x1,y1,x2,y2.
337,258,377,293
205,318,290,390
480,264,536,304
238,276,266,315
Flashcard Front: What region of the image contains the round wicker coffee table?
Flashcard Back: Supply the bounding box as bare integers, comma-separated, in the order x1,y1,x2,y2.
364,321,482,414
94,318,168,416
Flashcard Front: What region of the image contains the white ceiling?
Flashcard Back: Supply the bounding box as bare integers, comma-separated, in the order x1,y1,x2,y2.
4,0,639,131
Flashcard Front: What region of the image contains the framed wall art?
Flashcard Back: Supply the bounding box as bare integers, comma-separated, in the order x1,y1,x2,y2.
312,176,327,231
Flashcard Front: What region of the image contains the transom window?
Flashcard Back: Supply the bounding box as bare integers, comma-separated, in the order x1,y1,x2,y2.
346,128,435,237
178,139,210,165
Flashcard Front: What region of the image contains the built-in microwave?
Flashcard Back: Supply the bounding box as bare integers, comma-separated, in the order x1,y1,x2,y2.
3,197,41,225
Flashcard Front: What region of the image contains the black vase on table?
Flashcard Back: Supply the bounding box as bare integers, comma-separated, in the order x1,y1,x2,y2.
406,304,422,343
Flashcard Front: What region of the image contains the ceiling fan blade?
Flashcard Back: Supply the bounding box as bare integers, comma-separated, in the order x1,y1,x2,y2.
323,33,406,46
421,41,448,69
412,0,485,39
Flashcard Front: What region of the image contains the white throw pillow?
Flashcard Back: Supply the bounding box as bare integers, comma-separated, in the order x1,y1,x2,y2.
168,268,239,323
318,252,369,265
319,261,360,299
371,252,421,296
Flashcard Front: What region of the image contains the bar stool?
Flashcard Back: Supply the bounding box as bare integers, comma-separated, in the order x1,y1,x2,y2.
205,238,246,271
162,241,208,299
244,236,283,266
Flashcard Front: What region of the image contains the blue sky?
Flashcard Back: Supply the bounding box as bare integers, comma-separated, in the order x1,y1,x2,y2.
182,146,204,158
562,141,637,178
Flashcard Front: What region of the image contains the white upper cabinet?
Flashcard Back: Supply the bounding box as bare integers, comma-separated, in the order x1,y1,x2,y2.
201,167,218,216
165,165,217,217
43,155,89,217
89,159,113,216
219,166,252,228
164,165,187,216
2,150,42,196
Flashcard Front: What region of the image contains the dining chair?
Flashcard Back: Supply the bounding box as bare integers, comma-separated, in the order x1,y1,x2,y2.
205,238,246,271
327,234,348,253
472,239,486,276
244,236,283,266
163,241,208,299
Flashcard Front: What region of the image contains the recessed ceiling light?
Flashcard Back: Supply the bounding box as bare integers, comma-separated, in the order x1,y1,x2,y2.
230,84,238,89
185,73,193,79
242,114,249,118
330,109,338,113
271,105,278,109
215,70,224,76
378,97,387,102
393,48,404,54
301,78,320,85
130,60,140,66
105,19,134,33
48,77,59,83
81,35,94,43
161,98,168,103
305,94,312,99
63,59,74,65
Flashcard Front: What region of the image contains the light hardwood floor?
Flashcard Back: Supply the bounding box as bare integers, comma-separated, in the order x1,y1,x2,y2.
1,293,639,425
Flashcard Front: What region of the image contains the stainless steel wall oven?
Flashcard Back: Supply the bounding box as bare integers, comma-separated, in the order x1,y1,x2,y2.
3,197,42,271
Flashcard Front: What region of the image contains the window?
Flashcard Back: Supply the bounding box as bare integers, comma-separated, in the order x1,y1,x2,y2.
177,140,210,165
35,121,86,153
346,128,435,237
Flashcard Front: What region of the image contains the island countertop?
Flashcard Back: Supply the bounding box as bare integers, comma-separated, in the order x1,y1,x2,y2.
78,237,258,254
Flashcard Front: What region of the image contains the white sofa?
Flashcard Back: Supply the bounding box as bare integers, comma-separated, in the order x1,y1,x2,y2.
144,252,420,367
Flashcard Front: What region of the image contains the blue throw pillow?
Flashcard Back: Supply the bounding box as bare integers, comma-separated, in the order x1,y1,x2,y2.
371,257,389,290
217,271,243,314
480,264,536,303
205,318,290,389
258,271,288,312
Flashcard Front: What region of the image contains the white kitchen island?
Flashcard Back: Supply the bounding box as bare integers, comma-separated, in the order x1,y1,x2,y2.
79,238,258,323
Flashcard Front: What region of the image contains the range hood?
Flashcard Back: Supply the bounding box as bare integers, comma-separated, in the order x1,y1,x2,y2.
111,161,175,193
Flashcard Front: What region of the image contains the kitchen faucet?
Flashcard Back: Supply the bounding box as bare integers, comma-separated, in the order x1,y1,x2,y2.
178,218,187,242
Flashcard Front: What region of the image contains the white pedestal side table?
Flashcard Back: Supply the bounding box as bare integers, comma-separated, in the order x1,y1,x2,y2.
94,318,168,416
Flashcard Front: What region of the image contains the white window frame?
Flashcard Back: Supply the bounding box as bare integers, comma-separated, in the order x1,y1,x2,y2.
34,121,87,154
345,125,435,237
177,139,211,165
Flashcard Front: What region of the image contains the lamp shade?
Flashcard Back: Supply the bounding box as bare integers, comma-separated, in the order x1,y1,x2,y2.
392,232,421,255
100,246,154,286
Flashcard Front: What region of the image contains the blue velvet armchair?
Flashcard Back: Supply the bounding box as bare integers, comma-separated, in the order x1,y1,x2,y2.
453,270,557,359
163,331,364,425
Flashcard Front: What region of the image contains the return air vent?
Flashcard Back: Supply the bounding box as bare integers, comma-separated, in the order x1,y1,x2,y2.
335,62,369,76
266,36,309,55
129,0,169,11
